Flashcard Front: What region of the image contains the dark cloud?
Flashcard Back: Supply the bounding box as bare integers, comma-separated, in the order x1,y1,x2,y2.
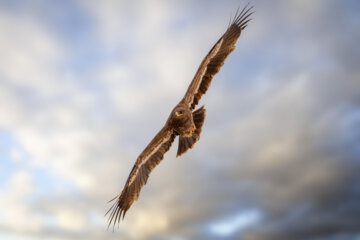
144,1,360,239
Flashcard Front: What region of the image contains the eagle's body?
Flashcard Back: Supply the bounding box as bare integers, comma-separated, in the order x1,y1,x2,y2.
107,4,254,227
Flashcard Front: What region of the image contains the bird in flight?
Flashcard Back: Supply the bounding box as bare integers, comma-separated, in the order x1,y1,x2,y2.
106,4,254,228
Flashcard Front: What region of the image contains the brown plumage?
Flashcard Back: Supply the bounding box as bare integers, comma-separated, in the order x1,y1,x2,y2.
106,4,253,228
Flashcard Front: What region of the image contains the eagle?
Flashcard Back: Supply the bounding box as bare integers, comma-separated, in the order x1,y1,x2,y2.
106,4,254,227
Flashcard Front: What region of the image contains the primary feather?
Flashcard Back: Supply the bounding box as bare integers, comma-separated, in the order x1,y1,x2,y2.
183,4,254,109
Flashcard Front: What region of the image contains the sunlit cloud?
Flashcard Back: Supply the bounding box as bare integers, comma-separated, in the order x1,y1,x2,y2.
208,209,262,237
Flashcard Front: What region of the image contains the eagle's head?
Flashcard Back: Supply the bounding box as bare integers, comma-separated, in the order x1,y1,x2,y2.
168,103,195,137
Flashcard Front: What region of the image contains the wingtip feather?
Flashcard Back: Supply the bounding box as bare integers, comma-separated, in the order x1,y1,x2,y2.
230,3,254,30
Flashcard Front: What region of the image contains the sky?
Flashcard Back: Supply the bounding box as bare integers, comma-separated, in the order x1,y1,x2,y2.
0,0,360,239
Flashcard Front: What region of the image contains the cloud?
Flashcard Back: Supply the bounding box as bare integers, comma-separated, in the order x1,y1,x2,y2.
0,0,359,240
0,170,44,233
208,209,262,237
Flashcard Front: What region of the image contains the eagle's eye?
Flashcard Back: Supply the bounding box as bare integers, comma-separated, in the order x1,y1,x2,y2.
175,110,184,117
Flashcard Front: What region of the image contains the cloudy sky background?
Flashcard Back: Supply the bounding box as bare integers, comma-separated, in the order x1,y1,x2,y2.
0,0,360,239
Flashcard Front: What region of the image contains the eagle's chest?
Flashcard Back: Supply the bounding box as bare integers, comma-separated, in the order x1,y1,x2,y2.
171,115,195,137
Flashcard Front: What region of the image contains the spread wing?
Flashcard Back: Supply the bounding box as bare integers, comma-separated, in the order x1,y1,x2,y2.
106,126,176,228
183,4,254,110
